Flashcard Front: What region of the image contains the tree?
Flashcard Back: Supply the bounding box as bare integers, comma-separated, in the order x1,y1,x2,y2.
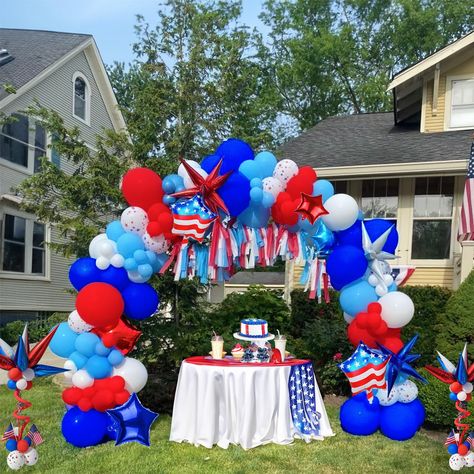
260,0,474,133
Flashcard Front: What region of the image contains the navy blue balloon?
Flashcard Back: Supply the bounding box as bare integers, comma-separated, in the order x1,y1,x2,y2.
69,257,101,290
62,407,108,447
326,245,368,290
122,283,160,320
217,171,251,217
379,399,425,441
201,154,220,173
340,393,380,436
215,138,254,174
99,266,129,291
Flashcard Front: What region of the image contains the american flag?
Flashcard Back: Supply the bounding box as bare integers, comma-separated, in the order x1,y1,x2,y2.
445,429,457,446
339,342,390,402
171,194,216,243
288,362,321,439
458,143,474,242
1,423,15,441
27,424,43,446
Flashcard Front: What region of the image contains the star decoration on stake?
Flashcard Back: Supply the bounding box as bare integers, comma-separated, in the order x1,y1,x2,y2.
361,222,397,292
171,158,232,215
378,334,427,395
295,193,329,225
426,344,474,385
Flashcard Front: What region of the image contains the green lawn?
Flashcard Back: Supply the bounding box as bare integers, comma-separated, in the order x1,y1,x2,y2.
0,380,450,474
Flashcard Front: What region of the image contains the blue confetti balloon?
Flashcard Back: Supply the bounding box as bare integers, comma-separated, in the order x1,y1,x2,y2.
75,332,101,358
85,355,112,379
49,322,78,358
379,399,425,441
62,407,108,448
69,257,101,291
339,279,379,316
122,283,160,320
326,245,368,290
340,393,381,435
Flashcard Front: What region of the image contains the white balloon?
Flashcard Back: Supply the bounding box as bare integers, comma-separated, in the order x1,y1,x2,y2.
143,233,170,254
112,357,148,393
368,274,378,287
95,255,110,270
89,233,108,258
262,177,284,198
383,274,394,286
458,391,468,402
68,310,93,334
343,312,354,324
24,448,38,466
376,387,399,406
272,159,298,185
449,454,466,471
397,380,418,403
7,451,25,470
464,451,474,467
72,369,94,388
63,360,77,379
375,284,388,297
22,368,35,382
110,253,125,268
379,291,415,328
321,194,359,231
16,379,27,390
178,160,207,189
127,270,148,284
463,382,473,394
98,240,116,259
121,206,149,236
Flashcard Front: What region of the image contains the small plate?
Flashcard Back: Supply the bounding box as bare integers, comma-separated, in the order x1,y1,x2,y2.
208,352,227,359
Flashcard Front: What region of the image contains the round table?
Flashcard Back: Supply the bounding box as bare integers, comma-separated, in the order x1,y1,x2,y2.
169,356,334,450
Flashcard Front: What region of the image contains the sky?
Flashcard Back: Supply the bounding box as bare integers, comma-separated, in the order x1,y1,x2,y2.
0,0,267,66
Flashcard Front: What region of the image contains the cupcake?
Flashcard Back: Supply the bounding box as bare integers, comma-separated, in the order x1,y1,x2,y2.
231,343,245,360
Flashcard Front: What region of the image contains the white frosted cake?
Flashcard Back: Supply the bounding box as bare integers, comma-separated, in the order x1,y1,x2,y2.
238,318,268,338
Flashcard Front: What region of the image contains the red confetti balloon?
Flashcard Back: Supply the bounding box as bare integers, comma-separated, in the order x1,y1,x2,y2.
76,282,124,329
121,168,164,211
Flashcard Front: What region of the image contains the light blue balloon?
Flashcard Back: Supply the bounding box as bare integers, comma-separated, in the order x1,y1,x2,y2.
388,282,398,292
339,279,379,316
138,263,153,279
108,349,124,367
116,232,144,259
175,185,185,193
238,205,270,228
162,175,177,194
133,249,148,264
154,253,168,272
69,351,88,370
170,174,184,188
124,257,137,271
313,179,334,203
254,151,277,174
106,221,126,242
261,191,275,208
250,177,263,189
163,194,176,205
85,355,112,379
95,341,111,357
250,187,263,203
75,332,101,358
49,322,78,358
145,250,157,263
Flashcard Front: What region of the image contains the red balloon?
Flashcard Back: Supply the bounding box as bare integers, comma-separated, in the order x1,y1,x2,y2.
17,440,29,453
62,387,82,405
92,317,142,355
380,335,404,353
76,282,124,329
78,397,93,412
115,390,131,406
8,368,22,382
459,444,469,456
92,389,115,411
108,375,126,392
147,221,162,237
367,302,382,314
295,193,328,225
121,168,164,211
147,202,169,220
450,382,463,394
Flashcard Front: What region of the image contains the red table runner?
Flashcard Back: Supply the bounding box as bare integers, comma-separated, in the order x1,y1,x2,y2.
185,356,311,367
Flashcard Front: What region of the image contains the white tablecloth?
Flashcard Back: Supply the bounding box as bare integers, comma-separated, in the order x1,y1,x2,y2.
169,359,334,449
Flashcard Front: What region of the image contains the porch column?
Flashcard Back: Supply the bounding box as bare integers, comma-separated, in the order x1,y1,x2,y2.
460,241,474,283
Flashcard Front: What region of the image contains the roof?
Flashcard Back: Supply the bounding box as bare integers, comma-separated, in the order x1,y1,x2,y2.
228,272,285,285
0,29,91,100
388,31,474,91
280,112,473,169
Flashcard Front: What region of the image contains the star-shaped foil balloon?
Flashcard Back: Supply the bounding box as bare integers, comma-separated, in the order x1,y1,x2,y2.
171,158,232,215
107,393,158,447
426,344,474,385
362,222,397,292
295,193,328,225
378,334,427,395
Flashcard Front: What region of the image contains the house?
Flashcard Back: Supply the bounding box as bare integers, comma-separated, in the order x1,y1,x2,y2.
281,31,474,294
0,29,126,323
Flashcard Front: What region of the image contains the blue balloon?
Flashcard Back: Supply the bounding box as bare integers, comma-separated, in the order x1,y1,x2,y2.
116,233,144,259
200,154,220,173
261,191,275,208
162,174,180,194
106,221,126,242
62,407,108,448
122,283,160,320
326,245,368,290
250,187,263,203
50,322,78,358
85,355,112,379
124,258,137,271
313,179,334,203
95,341,111,357
340,393,380,435
217,171,251,217
379,399,425,441
99,266,129,291
138,264,153,279
5,439,17,451
215,139,254,174
250,177,263,188
163,195,176,205
69,257,101,291
108,349,124,367
339,279,378,316
7,380,16,390
238,205,270,228
69,351,88,370
75,332,101,358
450,392,458,401
448,444,458,454
133,249,148,264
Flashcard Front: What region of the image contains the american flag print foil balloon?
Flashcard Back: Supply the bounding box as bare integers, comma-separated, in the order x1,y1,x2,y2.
171,195,217,243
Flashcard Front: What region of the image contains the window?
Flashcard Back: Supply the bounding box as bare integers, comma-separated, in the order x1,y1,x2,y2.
361,179,399,219
72,72,90,124
449,79,474,129
411,177,454,260
2,213,45,275
333,180,347,194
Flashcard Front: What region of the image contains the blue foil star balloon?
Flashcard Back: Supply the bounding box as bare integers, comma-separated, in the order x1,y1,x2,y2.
378,334,427,394
106,393,158,447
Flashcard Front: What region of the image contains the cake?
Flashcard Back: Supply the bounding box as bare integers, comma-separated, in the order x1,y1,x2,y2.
231,343,245,360
237,319,271,339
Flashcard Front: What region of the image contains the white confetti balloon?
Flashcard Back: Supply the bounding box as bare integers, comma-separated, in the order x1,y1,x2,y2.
110,253,125,268
397,380,419,403
379,291,415,328
24,447,38,466
121,206,149,236
143,233,170,254
449,454,466,471
321,194,359,231
178,160,207,189
7,451,25,470
272,159,298,185
89,233,108,258
68,310,93,334
72,369,94,388
262,177,284,198
63,360,77,380
464,451,474,467
376,387,399,406
112,357,148,393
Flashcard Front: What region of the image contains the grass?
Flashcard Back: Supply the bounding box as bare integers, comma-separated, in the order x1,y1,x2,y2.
0,380,451,474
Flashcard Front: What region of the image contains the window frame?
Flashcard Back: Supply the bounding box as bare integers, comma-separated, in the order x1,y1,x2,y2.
72,71,91,126
0,208,51,281
444,74,474,131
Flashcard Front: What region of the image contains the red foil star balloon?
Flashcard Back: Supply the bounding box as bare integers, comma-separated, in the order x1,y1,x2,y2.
295,193,329,225
171,158,232,215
